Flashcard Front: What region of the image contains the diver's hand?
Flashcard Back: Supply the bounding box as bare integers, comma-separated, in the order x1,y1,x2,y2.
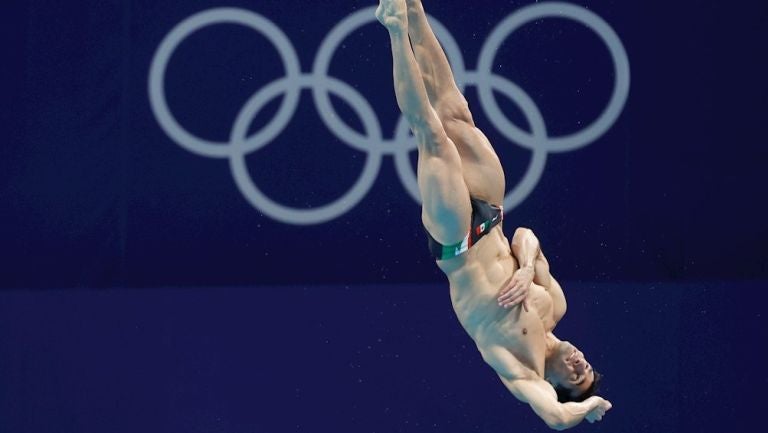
585,398,612,423
497,265,534,310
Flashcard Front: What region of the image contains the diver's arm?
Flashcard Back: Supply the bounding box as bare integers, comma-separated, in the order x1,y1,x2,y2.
497,227,541,309
480,346,611,429
511,227,539,270
502,228,568,323
499,376,611,430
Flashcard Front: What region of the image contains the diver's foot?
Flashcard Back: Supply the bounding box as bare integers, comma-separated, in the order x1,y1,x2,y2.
405,0,424,14
376,0,408,32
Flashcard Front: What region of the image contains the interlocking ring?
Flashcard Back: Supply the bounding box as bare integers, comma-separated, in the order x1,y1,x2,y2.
149,3,630,225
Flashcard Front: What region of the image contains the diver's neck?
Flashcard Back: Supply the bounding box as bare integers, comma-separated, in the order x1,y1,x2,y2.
545,333,561,358
543,333,562,382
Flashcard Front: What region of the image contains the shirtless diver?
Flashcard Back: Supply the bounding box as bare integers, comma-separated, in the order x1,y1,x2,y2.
376,0,612,429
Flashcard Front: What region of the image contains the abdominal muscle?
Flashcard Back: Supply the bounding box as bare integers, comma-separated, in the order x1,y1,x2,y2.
439,226,554,377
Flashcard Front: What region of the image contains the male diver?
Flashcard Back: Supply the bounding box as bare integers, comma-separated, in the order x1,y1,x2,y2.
376,0,612,429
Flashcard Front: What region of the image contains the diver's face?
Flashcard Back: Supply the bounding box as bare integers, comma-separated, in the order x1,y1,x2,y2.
552,341,594,393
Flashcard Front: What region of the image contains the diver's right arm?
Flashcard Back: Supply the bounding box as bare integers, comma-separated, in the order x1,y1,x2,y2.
499,376,612,430
482,346,611,430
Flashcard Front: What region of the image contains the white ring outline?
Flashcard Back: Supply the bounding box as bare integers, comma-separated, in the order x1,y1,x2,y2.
476,2,631,153
149,8,302,158
229,76,384,225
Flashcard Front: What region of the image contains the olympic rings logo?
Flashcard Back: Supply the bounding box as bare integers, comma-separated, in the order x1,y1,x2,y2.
148,2,630,225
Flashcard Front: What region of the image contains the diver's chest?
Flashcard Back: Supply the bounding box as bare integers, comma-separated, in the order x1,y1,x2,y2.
527,284,556,331
499,306,548,343
493,310,548,373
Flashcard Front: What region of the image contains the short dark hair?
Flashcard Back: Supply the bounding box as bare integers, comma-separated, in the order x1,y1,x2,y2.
555,370,603,403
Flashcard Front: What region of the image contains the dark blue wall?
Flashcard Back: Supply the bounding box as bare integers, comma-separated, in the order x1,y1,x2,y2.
2,0,766,288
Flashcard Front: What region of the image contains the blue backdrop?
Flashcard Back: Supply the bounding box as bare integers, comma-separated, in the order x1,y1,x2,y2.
3,0,766,287
1,1,767,432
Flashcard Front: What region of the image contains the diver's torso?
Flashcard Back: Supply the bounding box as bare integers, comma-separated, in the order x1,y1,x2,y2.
439,226,556,378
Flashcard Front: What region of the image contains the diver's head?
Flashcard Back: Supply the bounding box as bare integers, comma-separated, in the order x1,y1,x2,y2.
546,340,602,402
